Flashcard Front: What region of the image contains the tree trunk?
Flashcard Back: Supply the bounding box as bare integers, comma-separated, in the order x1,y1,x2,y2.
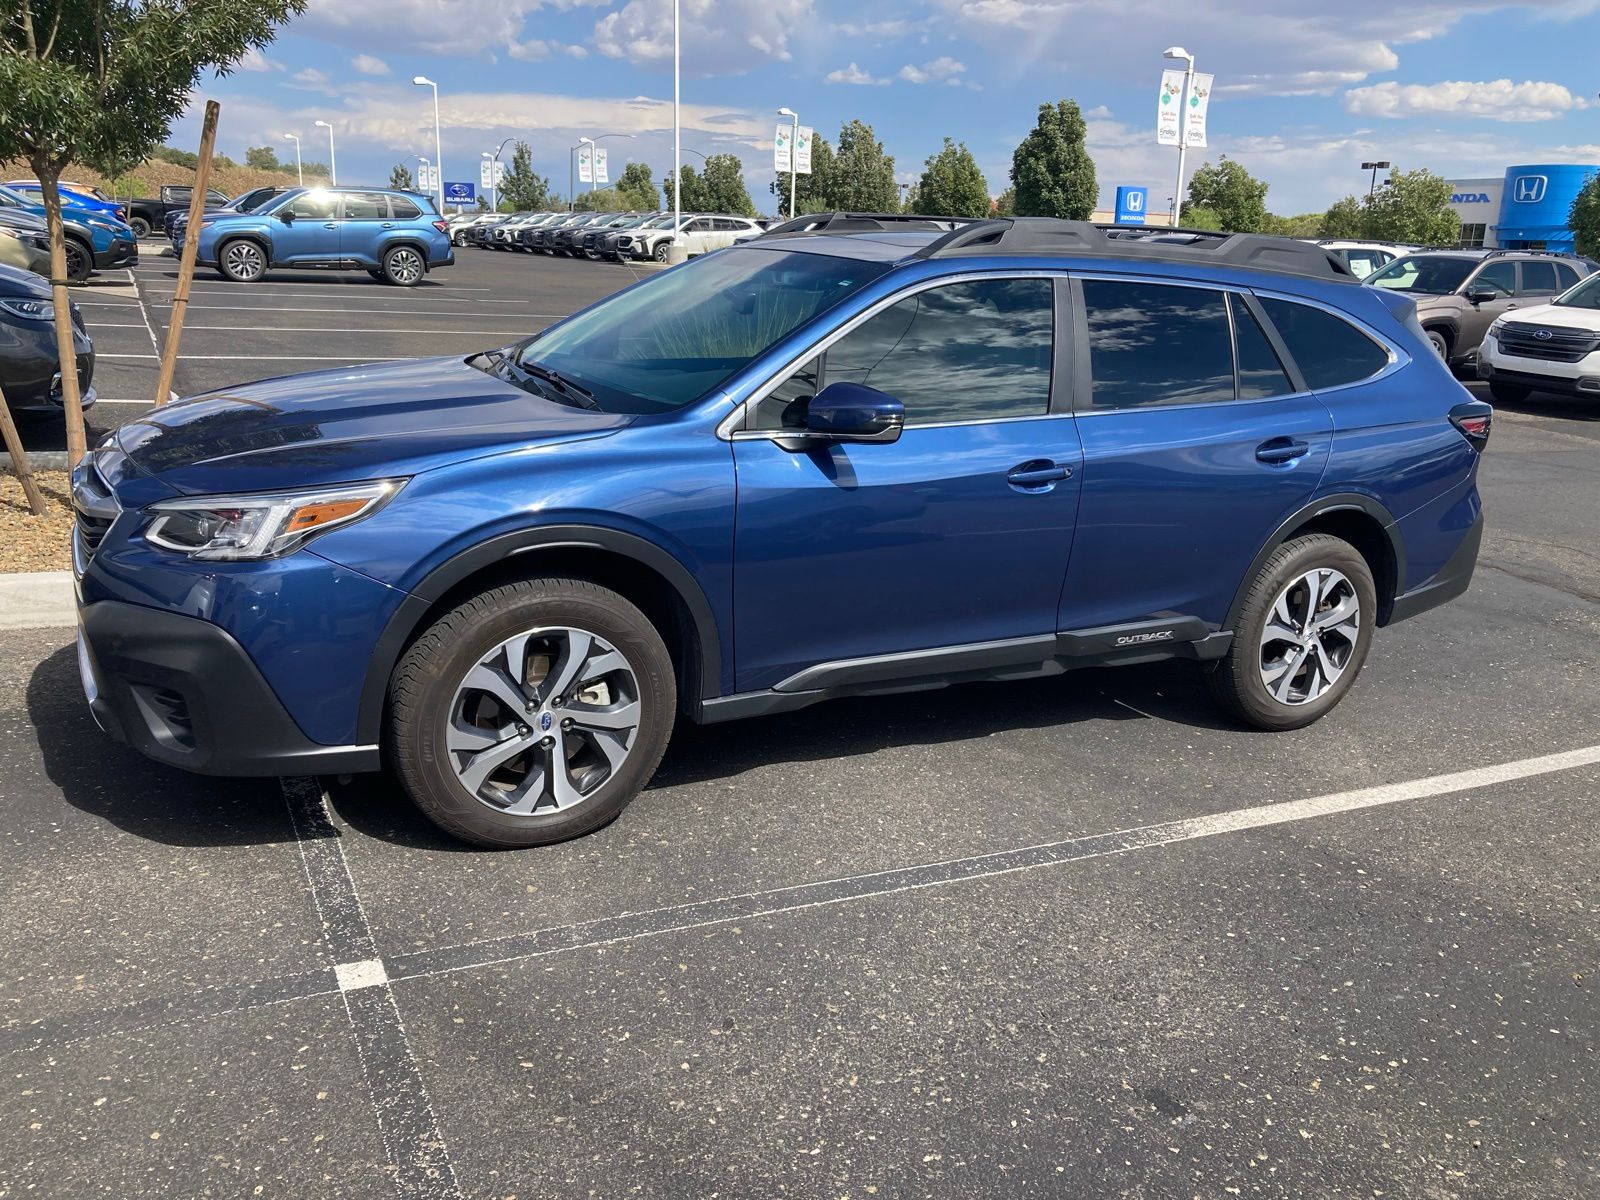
156,100,221,407
35,171,88,468
0,383,47,517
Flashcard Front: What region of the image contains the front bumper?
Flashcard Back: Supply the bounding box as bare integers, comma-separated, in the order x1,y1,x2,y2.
0,317,95,412
1478,348,1600,396
77,599,380,777
93,236,139,270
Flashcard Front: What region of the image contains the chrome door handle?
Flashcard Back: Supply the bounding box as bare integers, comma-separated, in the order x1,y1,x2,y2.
1256,437,1310,464
381,222,395,229
1007,460,1073,487
322,222,338,229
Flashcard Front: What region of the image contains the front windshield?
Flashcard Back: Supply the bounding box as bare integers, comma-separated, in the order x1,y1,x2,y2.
1556,273,1600,310
1367,255,1476,295
509,246,890,414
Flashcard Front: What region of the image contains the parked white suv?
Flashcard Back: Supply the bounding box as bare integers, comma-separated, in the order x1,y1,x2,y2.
618,214,765,261
1478,269,1600,402
1309,239,1414,280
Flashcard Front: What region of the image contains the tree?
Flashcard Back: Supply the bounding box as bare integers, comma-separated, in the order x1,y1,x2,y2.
664,164,709,212
616,161,659,211
1010,99,1097,220
1362,168,1459,245
701,153,756,216
152,145,200,169
388,163,413,191
1185,158,1268,232
244,144,281,171
1570,171,1600,259
499,140,552,211
574,187,628,213
1261,212,1323,238
910,138,991,218
1180,205,1223,232
1321,195,1365,239
770,133,835,217
1,0,306,466
994,186,1016,217
831,119,898,212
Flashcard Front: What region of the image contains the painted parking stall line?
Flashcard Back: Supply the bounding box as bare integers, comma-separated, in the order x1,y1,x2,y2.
282,778,463,1200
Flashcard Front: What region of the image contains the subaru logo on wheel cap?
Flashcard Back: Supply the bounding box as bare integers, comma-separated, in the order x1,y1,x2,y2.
539,712,553,732
1534,329,1554,340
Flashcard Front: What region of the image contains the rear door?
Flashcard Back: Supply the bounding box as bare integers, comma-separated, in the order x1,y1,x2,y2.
1057,277,1334,633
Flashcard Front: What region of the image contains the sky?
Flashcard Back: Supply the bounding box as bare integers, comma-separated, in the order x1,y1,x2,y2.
168,0,1600,216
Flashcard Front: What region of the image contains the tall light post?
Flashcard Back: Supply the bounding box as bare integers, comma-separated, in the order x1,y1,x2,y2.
778,106,799,218
1163,46,1195,227
672,0,681,257
569,133,636,209
314,120,337,185
281,133,303,185
486,137,514,211
1361,159,1391,198
569,136,593,211
413,75,444,212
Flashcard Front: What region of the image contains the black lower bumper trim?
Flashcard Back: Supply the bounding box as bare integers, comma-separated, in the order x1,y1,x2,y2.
79,600,379,777
1480,365,1600,396
1388,511,1483,624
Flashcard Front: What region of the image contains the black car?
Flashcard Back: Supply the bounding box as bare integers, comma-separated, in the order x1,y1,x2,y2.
167,186,287,248
0,263,94,415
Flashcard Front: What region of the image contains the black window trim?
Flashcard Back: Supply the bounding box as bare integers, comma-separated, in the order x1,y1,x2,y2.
1069,271,1308,416
720,269,1072,441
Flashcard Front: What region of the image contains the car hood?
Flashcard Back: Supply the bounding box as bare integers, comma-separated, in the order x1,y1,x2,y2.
0,261,50,299
1498,301,1600,331
115,355,632,495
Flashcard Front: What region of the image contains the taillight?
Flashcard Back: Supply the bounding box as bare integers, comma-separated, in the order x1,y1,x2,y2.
1449,400,1493,452
432,220,449,233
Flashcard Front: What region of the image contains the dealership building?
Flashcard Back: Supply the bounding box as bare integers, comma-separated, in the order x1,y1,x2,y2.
1445,164,1598,252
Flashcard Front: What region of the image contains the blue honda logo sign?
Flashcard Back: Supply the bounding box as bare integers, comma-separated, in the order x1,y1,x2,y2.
1114,186,1149,225
1512,175,1547,204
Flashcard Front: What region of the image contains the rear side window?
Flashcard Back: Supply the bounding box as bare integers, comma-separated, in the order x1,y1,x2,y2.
1259,297,1390,391
1519,261,1559,295
390,196,422,220
1231,296,1293,399
342,191,390,220
1555,263,1580,291
1082,279,1233,409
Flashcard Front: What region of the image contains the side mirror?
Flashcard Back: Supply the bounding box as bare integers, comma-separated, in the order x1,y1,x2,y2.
802,382,904,444
278,209,296,224
1466,285,1496,305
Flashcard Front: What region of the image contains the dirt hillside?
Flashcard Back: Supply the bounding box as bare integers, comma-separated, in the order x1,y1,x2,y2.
1,158,321,201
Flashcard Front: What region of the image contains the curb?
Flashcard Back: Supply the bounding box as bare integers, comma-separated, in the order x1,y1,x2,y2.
0,570,76,630
1,452,70,471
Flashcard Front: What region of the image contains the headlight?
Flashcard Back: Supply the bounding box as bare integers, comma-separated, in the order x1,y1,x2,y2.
0,297,54,321
143,480,404,561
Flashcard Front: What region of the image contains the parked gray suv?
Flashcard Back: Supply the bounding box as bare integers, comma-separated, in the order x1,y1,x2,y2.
1366,249,1596,367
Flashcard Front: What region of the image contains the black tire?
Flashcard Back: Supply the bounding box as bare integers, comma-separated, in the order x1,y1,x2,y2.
389,577,676,848
1489,380,1531,403
63,238,92,283
651,241,670,263
1207,533,1377,732
128,215,152,240
381,244,425,286
1425,328,1451,360
216,237,267,283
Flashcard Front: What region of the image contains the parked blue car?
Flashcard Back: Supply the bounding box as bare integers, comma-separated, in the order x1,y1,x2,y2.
72,215,1488,847
3,179,128,224
0,184,138,282
196,186,454,286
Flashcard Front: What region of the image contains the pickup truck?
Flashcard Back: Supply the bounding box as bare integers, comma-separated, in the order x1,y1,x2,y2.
125,184,230,240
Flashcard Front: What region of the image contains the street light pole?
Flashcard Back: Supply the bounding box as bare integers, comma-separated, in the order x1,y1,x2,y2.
1360,159,1391,197
413,76,444,212
778,106,798,218
673,0,681,253
314,120,337,185
486,137,514,211
1163,47,1195,227
570,137,594,212
282,133,302,185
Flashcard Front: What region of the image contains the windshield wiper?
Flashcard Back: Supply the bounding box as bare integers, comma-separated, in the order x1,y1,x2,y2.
513,360,600,410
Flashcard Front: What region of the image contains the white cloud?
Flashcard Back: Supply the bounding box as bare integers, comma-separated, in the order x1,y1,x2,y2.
594,0,812,74
351,53,391,77
826,62,889,86
289,67,335,93
236,48,278,73
898,56,965,84
1343,78,1590,123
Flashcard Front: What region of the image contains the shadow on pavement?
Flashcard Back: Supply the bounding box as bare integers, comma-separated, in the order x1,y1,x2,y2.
25,644,296,847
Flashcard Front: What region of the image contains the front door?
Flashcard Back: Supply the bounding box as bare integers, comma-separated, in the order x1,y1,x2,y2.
1456,258,1520,348
732,275,1083,693
1057,277,1334,633
339,190,392,264
273,190,342,263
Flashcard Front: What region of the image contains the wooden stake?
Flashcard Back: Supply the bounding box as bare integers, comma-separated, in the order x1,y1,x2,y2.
0,384,48,517
39,180,87,468
155,99,221,408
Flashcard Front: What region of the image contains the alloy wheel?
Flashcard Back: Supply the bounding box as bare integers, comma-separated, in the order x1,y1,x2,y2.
386,247,423,285
446,626,643,815
223,241,264,281
1257,568,1361,706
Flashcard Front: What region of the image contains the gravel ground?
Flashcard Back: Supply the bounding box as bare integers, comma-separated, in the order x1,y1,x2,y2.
0,468,72,572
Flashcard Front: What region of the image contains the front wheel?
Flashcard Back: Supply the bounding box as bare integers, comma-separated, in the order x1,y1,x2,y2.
1426,328,1451,360
217,238,266,283
1208,534,1377,731
388,578,676,848
652,241,670,263
382,245,425,286
129,216,152,240
63,238,92,283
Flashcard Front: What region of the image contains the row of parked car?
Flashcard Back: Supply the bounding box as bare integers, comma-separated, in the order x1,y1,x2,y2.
448,209,768,262
0,179,139,283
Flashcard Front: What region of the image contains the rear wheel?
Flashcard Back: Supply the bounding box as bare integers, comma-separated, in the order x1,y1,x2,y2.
63,238,92,283
128,216,152,240
1489,380,1531,403
217,238,266,283
382,244,425,286
1208,534,1376,731
389,578,676,848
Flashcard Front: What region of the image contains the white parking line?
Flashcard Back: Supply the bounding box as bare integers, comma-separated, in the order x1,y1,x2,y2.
99,353,411,361
140,302,563,316
127,268,163,356
139,293,537,307
173,324,530,335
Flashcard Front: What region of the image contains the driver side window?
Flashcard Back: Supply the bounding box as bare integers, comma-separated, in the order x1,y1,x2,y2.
282,192,339,221
1472,261,1516,297
752,277,1055,430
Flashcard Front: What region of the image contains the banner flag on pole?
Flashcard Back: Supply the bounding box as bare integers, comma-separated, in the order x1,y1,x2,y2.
1156,69,1184,146
578,147,593,184
594,147,608,184
773,125,792,173
795,126,813,175
1185,73,1214,148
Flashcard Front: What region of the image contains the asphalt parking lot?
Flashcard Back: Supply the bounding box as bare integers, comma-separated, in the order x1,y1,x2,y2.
3,246,1599,1198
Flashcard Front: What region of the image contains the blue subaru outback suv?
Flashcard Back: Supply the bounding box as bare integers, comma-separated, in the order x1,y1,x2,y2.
72,215,1489,847
197,185,453,286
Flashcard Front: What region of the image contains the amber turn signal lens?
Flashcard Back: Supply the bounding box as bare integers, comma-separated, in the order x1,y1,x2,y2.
285,497,371,533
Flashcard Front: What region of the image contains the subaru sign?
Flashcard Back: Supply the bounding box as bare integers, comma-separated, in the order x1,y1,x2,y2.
443,181,476,205
1511,175,1548,204
1114,185,1149,225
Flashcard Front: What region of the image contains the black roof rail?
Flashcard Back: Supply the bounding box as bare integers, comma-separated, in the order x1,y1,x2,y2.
758,211,983,238
909,218,1355,281
1481,247,1584,260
